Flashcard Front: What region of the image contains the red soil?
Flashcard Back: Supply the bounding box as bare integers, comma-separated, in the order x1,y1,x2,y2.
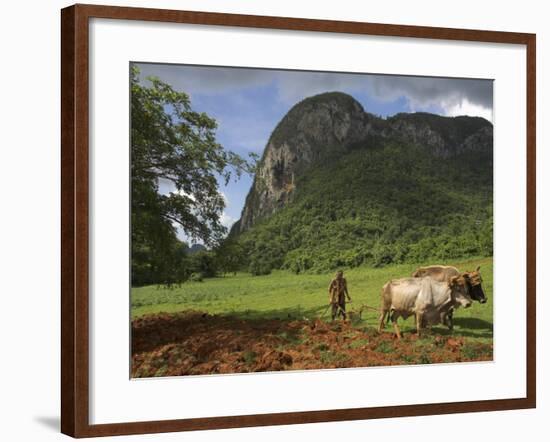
131,311,492,378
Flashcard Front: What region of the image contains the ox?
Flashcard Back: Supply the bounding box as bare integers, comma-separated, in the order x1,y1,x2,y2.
412,265,487,329
378,275,473,339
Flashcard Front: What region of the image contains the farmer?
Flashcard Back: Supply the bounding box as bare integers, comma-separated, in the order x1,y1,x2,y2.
328,270,352,321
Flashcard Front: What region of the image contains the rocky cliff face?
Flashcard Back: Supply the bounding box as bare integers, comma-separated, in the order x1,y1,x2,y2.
233,92,373,233
232,92,492,234
383,112,492,157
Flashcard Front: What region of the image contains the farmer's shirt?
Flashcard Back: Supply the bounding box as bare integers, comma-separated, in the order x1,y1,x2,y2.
329,277,348,303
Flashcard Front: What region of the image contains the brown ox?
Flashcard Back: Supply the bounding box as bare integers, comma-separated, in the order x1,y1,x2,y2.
378,275,473,339
412,265,487,329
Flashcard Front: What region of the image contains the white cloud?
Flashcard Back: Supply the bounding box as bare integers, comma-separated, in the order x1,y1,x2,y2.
174,225,191,244
220,212,236,230
442,98,493,122
159,181,233,242
272,71,494,121
174,189,196,201
173,211,235,245
367,75,492,109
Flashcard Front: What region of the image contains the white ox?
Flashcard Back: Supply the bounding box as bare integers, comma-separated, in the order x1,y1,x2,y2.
378,276,473,339
411,265,487,330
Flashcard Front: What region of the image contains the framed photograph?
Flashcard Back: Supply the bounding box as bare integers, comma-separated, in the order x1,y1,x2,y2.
61,3,536,438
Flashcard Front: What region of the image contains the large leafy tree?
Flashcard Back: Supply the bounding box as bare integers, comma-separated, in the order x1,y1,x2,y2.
131,66,251,286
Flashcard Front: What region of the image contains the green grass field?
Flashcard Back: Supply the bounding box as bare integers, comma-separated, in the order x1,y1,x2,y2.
131,257,493,344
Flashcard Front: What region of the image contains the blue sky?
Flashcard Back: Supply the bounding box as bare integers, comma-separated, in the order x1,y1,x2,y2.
135,63,493,244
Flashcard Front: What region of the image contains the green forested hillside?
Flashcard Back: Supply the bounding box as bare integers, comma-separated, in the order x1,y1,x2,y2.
236,139,492,275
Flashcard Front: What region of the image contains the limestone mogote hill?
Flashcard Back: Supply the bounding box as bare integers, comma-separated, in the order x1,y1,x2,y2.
228,92,493,275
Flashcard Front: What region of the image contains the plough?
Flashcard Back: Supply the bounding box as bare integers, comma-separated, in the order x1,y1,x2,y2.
320,301,380,321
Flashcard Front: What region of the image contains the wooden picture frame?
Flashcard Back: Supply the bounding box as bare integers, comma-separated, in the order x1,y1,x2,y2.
61,3,536,438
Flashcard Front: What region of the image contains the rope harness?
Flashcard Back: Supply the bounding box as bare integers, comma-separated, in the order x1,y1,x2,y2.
320,301,380,320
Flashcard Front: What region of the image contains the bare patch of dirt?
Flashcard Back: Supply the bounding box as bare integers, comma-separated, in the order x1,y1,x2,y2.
131,311,493,378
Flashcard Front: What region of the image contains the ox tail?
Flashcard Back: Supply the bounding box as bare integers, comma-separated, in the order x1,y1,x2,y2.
380,282,392,325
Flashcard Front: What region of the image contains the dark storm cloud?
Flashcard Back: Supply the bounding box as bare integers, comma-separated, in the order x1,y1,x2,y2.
136,63,273,96
367,75,493,110
134,62,493,120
